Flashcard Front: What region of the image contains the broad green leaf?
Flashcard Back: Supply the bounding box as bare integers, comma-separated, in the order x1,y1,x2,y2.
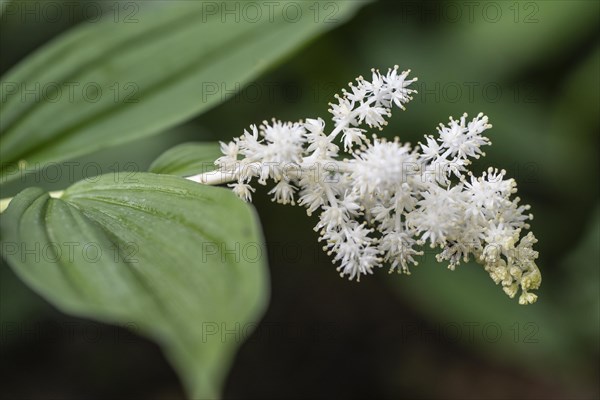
149,142,221,177
0,173,269,398
0,0,369,183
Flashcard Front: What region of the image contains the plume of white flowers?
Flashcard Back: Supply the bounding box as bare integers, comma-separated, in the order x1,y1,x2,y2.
194,66,541,305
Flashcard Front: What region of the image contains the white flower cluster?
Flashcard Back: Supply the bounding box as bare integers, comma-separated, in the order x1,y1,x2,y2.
205,66,541,304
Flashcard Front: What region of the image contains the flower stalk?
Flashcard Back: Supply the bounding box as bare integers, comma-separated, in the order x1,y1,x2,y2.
203,66,541,304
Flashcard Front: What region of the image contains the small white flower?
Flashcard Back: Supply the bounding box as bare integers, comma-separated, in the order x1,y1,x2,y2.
328,222,380,281
380,229,422,274
229,182,255,202
436,113,491,160
269,181,296,205
340,127,367,152
216,141,239,168
329,96,356,126
350,138,414,196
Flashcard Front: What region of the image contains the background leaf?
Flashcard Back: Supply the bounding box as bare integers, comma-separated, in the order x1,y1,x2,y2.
149,142,221,177
0,173,269,398
0,0,369,183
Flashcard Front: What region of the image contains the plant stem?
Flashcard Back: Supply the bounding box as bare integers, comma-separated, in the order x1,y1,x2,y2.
0,161,348,213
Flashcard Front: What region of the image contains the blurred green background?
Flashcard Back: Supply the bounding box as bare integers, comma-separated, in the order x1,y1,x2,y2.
1,0,598,398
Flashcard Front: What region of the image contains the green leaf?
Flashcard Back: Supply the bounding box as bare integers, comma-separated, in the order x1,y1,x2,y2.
0,0,369,183
0,173,269,398
149,142,222,177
